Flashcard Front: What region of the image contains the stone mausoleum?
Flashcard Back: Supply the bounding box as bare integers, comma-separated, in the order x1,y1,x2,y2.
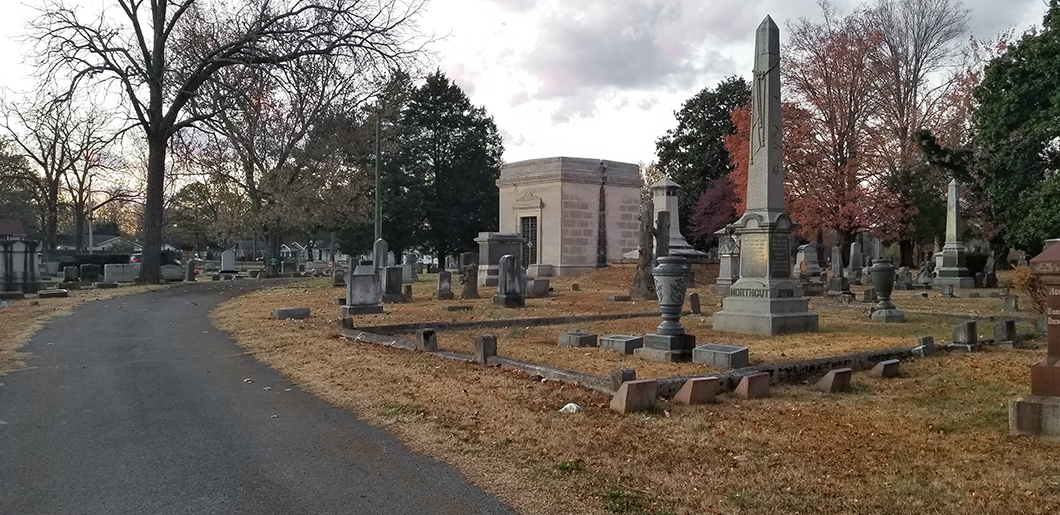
497,157,642,276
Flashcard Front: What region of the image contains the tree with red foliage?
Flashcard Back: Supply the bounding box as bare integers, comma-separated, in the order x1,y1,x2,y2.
688,174,739,242
783,5,902,249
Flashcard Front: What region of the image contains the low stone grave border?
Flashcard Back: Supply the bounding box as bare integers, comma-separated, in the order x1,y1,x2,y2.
344,311,669,335
341,328,610,393
340,324,1039,398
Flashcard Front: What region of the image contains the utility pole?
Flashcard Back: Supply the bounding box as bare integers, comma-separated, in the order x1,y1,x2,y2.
374,98,383,241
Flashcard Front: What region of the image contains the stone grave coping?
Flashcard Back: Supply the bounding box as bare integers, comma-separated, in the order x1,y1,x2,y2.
340,321,1000,401
349,311,667,335
340,325,611,394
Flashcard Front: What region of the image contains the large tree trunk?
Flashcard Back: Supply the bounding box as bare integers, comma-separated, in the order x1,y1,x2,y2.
73,207,85,252
140,136,166,284
899,239,915,268
45,179,60,253
265,230,281,278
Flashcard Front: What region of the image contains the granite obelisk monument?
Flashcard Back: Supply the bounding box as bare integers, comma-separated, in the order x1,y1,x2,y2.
934,179,974,289
712,15,819,336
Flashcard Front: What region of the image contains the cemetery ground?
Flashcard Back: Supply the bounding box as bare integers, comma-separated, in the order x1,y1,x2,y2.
0,284,166,379
213,266,1059,515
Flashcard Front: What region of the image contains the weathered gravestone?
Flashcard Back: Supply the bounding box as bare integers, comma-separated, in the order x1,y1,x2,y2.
492,255,524,308
711,16,819,336
845,239,864,284
80,264,101,282
160,264,183,281
460,263,479,299
104,263,140,283
381,266,407,303
793,244,822,278
436,271,455,300
372,238,388,272
63,266,79,282
343,271,384,315
220,250,237,273
1010,244,1060,439
184,260,196,282
476,233,524,287
712,225,740,295
829,246,850,294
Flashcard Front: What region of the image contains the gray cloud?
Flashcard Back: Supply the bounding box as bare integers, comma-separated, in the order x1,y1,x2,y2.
517,0,822,123
509,0,1042,125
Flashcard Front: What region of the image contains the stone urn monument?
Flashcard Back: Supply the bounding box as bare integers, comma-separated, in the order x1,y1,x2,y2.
634,256,696,362
868,258,904,322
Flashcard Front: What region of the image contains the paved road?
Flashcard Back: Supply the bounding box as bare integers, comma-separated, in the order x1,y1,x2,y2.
0,282,515,515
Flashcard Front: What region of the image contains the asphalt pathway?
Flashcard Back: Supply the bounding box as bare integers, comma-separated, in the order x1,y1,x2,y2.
0,281,515,515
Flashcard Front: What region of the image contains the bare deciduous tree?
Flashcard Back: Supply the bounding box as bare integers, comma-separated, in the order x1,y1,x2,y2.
871,0,970,169
32,0,425,282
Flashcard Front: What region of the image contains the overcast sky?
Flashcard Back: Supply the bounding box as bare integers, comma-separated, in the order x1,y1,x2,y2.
0,0,1048,167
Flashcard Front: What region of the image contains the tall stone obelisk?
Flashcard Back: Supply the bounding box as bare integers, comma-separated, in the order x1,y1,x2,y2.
934,179,974,289
712,15,819,336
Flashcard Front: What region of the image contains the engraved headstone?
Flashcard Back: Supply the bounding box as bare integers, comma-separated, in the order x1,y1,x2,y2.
343,270,384,315
492,255,524,308
381,266,407,303
435,270,454,300
460,263,479,299
220,250,236,273
373,238,388,272
712,16,818,336
829,246,850,293
793,244,821,277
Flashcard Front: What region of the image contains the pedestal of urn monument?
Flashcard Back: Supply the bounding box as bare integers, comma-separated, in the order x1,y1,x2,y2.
1011,243,1060,439
634,256,695,362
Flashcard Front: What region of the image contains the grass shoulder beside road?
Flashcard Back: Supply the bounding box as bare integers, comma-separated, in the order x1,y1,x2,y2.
0,285,167,379
213,275,1060,515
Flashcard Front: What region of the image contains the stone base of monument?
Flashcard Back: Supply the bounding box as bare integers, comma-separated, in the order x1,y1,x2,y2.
934,274,975,289
870,308,905,323
713,297,819,336
382,293,409,303
633,333,695,363
1010,395,1060,440
341,304,384,316
492,293,525,308
435,291,455,300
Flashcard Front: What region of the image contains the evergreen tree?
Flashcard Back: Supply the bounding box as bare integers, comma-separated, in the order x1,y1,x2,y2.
973,0,1060,252
655,76,750,246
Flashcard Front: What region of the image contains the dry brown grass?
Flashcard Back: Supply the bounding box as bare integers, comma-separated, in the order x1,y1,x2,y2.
213,272,1059,515
0,285,167,378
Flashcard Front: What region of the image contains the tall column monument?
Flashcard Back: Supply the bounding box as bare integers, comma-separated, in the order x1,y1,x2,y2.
712,16,819,336
934,179,974,289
